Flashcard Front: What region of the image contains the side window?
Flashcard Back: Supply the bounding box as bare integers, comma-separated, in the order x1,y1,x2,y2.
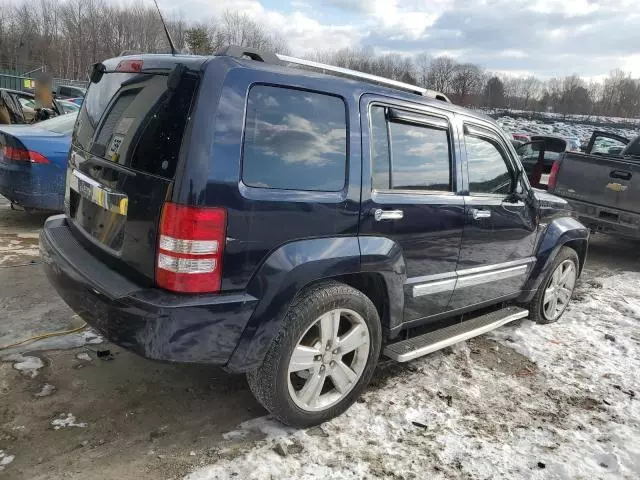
465,133,513,195
242,85,347,191
371,106,390,190
371,106,451,192
591,135,627,155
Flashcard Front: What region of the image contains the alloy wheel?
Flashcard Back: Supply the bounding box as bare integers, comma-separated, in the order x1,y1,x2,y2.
543,259,577,321
287,308,370,412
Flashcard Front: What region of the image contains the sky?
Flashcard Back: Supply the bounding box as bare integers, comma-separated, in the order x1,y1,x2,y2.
159,0,640,79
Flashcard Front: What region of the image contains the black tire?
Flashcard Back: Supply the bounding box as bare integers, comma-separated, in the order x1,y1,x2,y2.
527,246,579,324
246,281,382,428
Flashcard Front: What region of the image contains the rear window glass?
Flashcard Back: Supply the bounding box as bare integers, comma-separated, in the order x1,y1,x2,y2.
73,72,197,178
242,85,347,191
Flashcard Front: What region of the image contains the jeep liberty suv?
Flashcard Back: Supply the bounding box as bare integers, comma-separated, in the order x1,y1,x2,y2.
40,47,589,427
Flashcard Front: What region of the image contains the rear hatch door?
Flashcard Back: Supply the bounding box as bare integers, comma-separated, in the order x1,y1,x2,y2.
66,57,202,285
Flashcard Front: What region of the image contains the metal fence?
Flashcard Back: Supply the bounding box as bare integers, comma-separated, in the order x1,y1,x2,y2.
0,69,87,93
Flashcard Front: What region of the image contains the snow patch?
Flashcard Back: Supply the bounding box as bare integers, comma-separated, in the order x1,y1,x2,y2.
0,328,103,356
34,383,56,397
0,450,14,471
185,272,640,480
3,354,44,377
222,416,294,441
76,352,92,362
51,413,88,430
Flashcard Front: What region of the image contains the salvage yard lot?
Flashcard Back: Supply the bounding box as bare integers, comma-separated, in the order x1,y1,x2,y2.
0,196,639,480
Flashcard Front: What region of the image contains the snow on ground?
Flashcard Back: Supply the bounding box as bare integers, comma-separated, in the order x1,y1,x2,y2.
3,354,45,378
51,413,88,430
0,328,103,357
34,382,56,397
185,272,640,480
0,449,15,471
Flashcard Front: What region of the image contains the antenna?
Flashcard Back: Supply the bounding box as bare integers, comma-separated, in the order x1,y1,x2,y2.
152,0,178,55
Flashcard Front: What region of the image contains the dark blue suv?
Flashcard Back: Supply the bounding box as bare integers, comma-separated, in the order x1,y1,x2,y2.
40,47,589,427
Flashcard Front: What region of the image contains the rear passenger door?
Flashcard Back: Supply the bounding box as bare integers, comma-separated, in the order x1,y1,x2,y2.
359,96,465,324
448,121,537,310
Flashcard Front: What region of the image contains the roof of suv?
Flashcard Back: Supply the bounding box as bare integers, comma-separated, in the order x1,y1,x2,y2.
105,52,496,126
218,55,495,123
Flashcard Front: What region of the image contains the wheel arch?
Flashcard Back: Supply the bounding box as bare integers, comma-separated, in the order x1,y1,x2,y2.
519,216,589,303
225,236,406,373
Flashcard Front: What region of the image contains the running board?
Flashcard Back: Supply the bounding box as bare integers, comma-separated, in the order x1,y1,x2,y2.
383,306,529,362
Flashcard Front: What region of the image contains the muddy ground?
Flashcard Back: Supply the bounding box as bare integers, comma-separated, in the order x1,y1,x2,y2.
0,196,638,480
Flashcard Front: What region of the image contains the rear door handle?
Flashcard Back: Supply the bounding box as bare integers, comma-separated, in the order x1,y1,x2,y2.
610,170,632,180
471,208,491,220
373,209,404,221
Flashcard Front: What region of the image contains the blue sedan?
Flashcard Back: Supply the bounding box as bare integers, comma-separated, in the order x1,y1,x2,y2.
0,112,76,211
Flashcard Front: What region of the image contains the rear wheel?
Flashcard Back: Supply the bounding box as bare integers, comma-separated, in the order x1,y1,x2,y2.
247,281,381,427
528,247,579,324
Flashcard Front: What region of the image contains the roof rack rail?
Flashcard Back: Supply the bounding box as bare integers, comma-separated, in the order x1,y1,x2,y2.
217,46,282,65
276,54,451,103
216,45,450,103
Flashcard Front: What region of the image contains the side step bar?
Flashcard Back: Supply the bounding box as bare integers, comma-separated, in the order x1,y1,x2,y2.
384,306,529,362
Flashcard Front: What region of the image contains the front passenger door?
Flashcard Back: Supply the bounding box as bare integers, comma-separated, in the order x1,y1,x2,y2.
449,122,538,310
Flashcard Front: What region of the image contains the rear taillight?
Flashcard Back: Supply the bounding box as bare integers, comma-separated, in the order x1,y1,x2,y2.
156,202,226,293
115,59,143,73
547,160,561,190
1,145,49,164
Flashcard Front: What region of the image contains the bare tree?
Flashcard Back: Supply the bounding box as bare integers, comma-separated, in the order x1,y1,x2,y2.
414,52,431,87
451,63,482,105
427,56,457,94
0,0,639,117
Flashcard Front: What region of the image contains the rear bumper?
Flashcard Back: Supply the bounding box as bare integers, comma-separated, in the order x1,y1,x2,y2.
0,161,64,211
568,199,640,239
40,215,258,365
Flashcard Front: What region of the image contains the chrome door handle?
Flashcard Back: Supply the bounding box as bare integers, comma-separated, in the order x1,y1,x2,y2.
374,209,404,221
471,208,491,220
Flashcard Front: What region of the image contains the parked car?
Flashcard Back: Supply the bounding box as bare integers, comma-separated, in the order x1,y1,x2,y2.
57,99,81,114
0,112,77,211
67,97,84,106
55,85,86,100
40,48,589,427
548,131,640,240
0,88,62,124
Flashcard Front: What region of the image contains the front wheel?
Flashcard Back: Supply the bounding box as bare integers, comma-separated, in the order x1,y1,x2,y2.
527,246,579,324
247,281,381,427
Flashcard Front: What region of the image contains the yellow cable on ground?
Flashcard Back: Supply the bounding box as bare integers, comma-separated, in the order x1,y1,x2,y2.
0,323,88,351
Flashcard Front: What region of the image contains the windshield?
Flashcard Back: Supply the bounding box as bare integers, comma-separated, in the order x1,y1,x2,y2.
38,112,78,134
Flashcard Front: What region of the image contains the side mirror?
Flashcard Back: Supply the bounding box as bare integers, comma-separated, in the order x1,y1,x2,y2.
507,169,533,204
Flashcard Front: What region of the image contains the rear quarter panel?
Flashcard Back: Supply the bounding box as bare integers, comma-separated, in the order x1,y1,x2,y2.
175,58,363,292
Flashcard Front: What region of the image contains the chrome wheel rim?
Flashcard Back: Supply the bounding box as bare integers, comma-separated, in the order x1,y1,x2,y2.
543,259,577,321
287,308,370,412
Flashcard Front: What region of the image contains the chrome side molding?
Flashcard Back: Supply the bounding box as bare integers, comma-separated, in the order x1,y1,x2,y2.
411,258,535,297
